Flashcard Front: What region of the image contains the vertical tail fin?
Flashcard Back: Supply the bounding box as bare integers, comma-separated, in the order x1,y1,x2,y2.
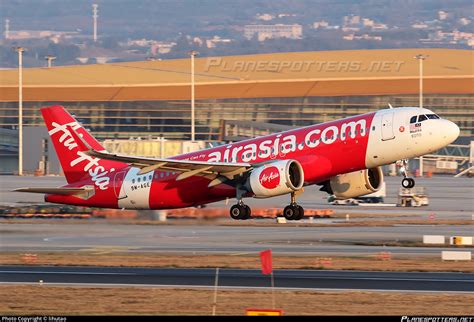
41,105,126,185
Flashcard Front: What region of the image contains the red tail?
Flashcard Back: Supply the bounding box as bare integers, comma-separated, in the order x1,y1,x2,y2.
41,105,126,185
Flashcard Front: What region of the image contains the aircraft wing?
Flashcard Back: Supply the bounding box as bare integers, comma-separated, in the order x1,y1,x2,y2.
14,187,94,195
86,149,251,184
68,126,252,186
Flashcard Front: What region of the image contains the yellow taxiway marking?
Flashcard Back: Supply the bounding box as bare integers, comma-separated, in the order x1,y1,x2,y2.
79,246,139,254
229,252,255,256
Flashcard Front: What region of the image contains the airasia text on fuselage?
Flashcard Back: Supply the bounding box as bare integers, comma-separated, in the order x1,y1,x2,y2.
203,118,367,163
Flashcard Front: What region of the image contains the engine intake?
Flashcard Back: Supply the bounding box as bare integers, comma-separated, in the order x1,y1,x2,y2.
248,160,304,198
328,167,384,199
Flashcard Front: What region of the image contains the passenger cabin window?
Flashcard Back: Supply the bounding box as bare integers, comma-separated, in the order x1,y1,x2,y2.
410,116,417,123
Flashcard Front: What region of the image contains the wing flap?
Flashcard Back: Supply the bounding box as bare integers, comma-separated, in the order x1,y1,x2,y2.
85,149,252,176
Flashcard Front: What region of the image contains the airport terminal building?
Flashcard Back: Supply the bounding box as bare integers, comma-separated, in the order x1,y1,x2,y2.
0,48,472,173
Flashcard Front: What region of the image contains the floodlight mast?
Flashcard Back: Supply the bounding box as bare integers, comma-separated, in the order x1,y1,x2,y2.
92,4,99,42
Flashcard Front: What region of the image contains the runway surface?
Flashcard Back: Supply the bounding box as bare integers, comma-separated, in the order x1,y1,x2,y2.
1,221,472,256
2,176,473,217
1,175,472,257
0,266,472,292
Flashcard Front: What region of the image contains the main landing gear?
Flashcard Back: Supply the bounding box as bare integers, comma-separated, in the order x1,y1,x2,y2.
283,191,304,221
230,187,252,220
228,191,305,221
229,201,251,220
399,159,416,188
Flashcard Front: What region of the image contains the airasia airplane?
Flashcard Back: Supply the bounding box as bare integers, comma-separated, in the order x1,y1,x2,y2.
16,105,459,220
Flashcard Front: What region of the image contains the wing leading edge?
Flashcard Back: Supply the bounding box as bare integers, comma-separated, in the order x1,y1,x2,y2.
67,125,252,186
86,149,251,186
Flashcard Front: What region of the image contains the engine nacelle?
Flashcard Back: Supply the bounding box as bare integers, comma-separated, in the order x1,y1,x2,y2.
248,160,304,198
329,167,384,199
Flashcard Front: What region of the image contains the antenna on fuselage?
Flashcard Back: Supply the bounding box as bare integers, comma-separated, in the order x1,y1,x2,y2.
388,103,394,109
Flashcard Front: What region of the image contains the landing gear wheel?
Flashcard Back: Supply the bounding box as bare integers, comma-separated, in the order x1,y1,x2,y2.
230,204,246,220
283,204,300,221
243,205,252,220
230,204,251,220
402,177,415,189
296,205,305,220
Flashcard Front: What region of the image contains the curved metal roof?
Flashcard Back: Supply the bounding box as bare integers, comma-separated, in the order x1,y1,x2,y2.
0,48,472,102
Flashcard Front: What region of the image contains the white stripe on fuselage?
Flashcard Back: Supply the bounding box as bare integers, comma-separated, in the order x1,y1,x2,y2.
117,168,152,209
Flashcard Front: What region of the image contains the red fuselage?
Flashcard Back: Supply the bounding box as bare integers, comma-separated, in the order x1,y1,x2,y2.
47,112,375,209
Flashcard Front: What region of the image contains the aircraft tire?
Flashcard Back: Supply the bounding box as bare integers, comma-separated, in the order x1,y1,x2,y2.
283,204,300,220
230,204,247,220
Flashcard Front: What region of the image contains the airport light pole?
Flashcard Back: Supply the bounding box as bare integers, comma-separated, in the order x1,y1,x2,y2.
45,55,56,68
15,47,26,176
189,50,199,142
414,54,429,176
92,4,99,42
414,54,429,109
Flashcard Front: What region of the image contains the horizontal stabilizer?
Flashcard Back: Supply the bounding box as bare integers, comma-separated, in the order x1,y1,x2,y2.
14,187,93,196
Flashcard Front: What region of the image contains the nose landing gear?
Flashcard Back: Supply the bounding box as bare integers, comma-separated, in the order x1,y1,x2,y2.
399,159,415,188
401,177,415,188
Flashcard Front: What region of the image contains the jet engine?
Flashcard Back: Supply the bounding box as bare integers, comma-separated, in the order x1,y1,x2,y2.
322,167,384,199
247,160,304,198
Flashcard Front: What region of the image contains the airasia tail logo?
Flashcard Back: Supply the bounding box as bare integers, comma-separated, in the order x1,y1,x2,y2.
259,166,280,189
49,121,114,190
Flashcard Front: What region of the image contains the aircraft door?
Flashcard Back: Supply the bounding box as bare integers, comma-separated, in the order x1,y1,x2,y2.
113,171,127,199
381,112,395,141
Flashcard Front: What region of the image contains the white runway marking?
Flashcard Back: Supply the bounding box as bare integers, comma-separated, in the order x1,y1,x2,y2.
0,270,137,275
0,282,471,294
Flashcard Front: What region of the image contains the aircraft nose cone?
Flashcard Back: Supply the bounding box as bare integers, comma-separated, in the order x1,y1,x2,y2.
442,120,460,144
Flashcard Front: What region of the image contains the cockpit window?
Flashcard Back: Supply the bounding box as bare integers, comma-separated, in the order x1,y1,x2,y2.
426,114,440,119
418,114,428,122
410,116,417,124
